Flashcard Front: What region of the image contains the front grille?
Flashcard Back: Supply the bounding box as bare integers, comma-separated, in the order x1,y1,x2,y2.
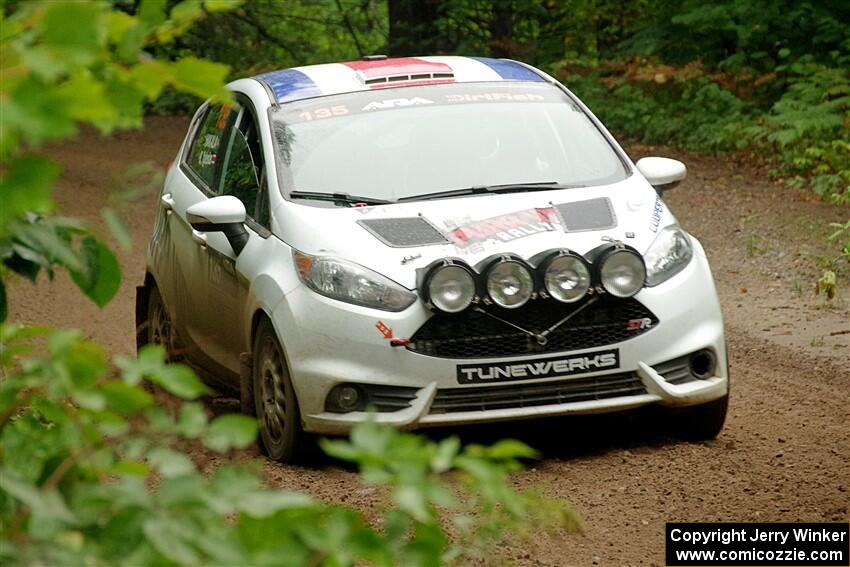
652,354,697,385
430,371,646,414
406,295,657,359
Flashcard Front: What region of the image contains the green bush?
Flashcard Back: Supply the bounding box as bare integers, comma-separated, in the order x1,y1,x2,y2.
569,72,749,151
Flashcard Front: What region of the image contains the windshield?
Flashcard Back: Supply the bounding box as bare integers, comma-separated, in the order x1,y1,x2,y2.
270,82,628,204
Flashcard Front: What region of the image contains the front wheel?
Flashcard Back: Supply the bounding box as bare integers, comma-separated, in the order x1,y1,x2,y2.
147,286,175,358
252,318,308,463
673,394,729,441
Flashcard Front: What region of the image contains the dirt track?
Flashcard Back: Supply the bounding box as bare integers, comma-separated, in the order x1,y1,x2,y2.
8,117,850,566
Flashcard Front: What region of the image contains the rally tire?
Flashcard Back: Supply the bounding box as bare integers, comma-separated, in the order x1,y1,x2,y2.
674,393,729,441
147,286,175,359
252,318,308,463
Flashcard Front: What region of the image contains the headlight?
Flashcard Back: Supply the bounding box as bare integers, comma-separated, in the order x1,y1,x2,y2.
540,251,591,303
644,225,693,286
598,246,646,298
423,260,477,313
293,250,416,311
484,257,534,309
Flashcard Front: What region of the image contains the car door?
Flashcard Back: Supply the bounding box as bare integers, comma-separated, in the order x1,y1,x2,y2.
159,102,238,376
190,101,273,379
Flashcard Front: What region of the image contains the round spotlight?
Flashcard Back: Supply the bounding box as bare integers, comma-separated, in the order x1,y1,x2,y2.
599,247,646,298
485,258,534,309
542,252,591,303
425,262,476,313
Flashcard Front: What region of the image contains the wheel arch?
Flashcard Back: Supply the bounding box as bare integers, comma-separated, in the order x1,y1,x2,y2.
250,308,271,345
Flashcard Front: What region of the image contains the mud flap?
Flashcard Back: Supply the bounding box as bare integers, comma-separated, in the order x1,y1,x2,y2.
239,352,255,416
135,285,149,354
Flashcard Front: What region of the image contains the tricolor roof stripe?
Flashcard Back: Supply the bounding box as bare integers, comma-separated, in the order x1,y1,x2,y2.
469,57,544,81
254,68,322,104
342,57,454,81
254,56,545,104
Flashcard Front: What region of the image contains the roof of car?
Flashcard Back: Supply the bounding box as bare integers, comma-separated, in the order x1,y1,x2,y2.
253,56,546,104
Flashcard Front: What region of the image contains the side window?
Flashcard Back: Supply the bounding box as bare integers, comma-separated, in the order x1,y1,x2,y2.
186,104,236,189
218,108,269,227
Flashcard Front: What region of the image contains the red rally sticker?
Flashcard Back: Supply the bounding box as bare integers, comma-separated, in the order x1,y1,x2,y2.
447,207,562,248
376,321,393,339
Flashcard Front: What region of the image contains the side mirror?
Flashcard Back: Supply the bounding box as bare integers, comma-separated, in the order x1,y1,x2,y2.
186,195,249,255
635,157,687,194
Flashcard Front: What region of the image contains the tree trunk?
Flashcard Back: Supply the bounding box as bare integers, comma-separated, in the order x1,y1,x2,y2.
387,0,443,56
490,0,515,58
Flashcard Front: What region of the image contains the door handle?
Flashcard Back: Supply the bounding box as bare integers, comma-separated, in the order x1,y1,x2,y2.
160,193,175,211
191,229,207,247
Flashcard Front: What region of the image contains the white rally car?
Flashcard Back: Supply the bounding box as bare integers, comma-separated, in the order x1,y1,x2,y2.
137,55,728,462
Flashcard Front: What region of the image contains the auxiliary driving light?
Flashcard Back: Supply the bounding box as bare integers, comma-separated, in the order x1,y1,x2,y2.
484,256,534,309
423,260,477,313
597,246,646,298
326,384,363,413
539,250,591,303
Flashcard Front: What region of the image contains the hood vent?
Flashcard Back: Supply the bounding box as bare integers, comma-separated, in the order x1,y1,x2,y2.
358,217,449,248
554,197,617,232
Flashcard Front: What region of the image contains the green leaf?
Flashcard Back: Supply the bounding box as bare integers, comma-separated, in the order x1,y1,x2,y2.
71,389,106,411
143,518,201,565
9,219,84,274
205,0,243,13
116,24,149,64
150,363,210,399
116,344,166,385
56,74,118,126
0,468,77,524
138,0,168,29
238,490,315,518
172,57,230,99
112,460,151,477
18,46,66,81
431,436,460,473
101,381,154,414
204,414,258,452
106,10,137,44
169,1,205,26
480,439,538,461
394,485,431,523
147,447,196,477
4,77,77,147
69,236,122,307
101,208,132,251
320,438,362,462
176,402,208,437
0,155,59,232
128,61,172,99
39,2,104,65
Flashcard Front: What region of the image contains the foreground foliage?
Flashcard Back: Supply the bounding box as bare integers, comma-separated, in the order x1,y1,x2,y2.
0,327,576,566
0,0,232,319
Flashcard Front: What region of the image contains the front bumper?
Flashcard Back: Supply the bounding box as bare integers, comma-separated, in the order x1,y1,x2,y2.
271,249,728,435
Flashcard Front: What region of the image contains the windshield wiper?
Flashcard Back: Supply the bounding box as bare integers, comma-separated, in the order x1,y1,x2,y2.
397,182,582,202
289,191,392,206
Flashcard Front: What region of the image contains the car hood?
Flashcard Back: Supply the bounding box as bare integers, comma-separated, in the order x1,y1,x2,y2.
273,175,677,290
